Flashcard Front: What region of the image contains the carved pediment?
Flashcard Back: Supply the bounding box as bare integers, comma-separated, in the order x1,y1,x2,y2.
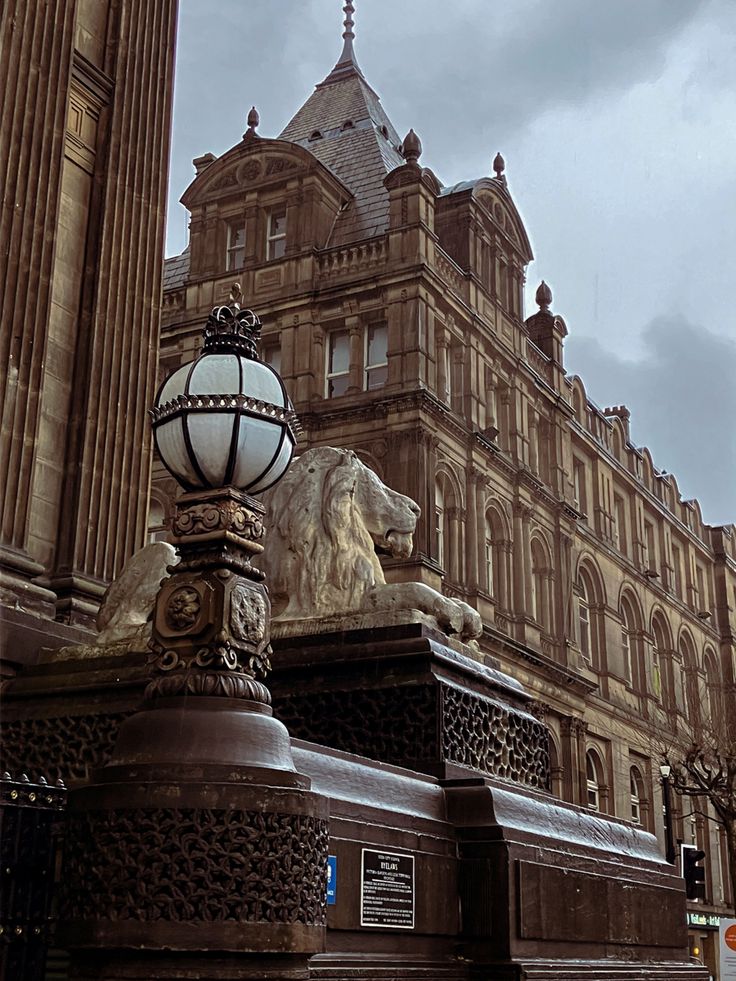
181,138,351,210
475,185,533,262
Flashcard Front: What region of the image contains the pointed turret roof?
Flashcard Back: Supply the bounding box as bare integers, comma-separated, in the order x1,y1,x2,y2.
278,1,404,245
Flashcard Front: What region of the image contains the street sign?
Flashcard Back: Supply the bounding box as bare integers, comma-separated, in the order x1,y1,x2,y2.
327,855,337,906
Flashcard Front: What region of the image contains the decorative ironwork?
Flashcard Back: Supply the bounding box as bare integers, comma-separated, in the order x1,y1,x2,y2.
202,300,262,358
149,392,301,437
0,773,67,981
0,714,132,785
61,808,328,925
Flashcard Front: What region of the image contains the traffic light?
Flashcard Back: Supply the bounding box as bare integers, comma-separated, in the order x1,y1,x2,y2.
682,845,706,901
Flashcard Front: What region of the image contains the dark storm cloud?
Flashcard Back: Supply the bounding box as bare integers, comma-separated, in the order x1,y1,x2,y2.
371,0,710,149
568,316,736,526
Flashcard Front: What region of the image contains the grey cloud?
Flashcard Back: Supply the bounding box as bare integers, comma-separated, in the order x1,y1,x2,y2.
372,0,710,149
567,315,736,526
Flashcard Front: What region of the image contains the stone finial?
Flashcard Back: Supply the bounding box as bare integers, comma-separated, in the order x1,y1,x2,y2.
229,282,243,309
536,280,553,312
243,105,260,141
193,152,217,176
493,151,506,179
401,128,422,165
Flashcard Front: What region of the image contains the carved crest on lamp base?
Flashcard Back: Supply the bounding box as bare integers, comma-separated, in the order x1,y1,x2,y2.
147,488,273,701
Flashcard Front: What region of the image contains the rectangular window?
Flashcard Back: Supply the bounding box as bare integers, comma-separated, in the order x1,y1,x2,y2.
672,545,683,598
327,330,350,398
621,626,631,682
614,495,627,554
573,459,586,518
226,222,245,270
645,521,656,570
435,507,445,568
579,601,591,660
263,344,281,374
365,324,388,390
266,207,287,260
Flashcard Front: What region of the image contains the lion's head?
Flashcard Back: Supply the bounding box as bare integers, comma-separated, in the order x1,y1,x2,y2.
259,447,420,620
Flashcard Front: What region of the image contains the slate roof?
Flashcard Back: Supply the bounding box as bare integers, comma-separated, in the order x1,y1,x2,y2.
163,248,189,291
278,51,404,246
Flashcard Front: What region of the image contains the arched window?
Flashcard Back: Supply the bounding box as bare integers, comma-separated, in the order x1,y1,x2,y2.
548,734,563,799
434,472,461,581
484,506,510,610
679,634,699,723
630,766,645,825
620,598,634,684
484,513,494,597
579,573,592,663
531,536,553,633
147,497,168,543
620,594,644,689
435,478,446,569
705,650,722,729
652,615,674,711
586,750,604,812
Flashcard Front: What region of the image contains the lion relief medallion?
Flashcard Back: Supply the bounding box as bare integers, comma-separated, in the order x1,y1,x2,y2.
164,586,201,632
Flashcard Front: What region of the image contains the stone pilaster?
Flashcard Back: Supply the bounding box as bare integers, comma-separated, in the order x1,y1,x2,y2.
49,0,179,623
0,0,77,609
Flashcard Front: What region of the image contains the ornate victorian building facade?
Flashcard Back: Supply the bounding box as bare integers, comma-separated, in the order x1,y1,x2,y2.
157,8,736,966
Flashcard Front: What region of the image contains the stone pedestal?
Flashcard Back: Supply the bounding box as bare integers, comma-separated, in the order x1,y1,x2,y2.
55,489,329,979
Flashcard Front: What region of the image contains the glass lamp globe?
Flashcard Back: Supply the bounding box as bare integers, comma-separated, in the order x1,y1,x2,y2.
150,299,298,494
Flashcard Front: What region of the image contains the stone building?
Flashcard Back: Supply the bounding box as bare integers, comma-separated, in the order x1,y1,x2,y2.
0,0,178,667
156,7,736,970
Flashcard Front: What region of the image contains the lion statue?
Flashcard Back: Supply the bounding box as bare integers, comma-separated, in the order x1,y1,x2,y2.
96,541,179,646
259,447,482,642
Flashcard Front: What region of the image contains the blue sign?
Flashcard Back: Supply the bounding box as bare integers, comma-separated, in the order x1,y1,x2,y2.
327,855,337,905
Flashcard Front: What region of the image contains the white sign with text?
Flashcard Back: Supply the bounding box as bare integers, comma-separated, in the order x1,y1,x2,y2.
719,918,736,980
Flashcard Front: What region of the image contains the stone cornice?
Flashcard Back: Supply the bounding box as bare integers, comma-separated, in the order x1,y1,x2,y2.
482,624,598,695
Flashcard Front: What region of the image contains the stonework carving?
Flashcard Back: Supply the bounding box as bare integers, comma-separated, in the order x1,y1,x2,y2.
242,160,261,181
95,542,178,646
172,497,264,544
273,685,437,763
273,682,549,788
265,156,298,177
441,685,550,789
164,586,201,631
0,713,132,784
230,582,268,643
260,447,482,640
62,808,328,924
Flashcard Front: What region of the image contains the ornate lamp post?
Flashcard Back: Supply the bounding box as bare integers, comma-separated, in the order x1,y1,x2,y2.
59,295,328,980
144,293,298,704
660,763,677,864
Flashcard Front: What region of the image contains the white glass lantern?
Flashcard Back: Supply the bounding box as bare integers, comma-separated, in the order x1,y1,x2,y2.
151,301,298,494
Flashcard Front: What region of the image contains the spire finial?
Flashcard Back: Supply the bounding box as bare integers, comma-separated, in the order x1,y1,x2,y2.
536,280,553,312
401,129,422,166
243,106,260,142
336,1,357,65
493,151,506,182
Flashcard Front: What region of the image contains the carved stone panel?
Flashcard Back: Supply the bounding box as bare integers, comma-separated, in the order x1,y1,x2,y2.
62,808,328,925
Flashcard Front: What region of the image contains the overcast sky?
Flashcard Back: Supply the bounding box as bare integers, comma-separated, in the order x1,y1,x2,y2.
166,0,736,526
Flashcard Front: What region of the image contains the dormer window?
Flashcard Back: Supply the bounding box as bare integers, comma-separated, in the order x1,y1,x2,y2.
309,129,323,141
342,119,354,130
266,207,287,260
226,221,245,270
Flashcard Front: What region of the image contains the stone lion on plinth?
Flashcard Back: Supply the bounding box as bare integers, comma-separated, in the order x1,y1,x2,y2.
259,447,482,641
